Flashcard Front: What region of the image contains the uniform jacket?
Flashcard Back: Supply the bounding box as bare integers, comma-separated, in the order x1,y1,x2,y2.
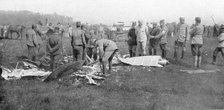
217,33,224,47
190,24,204,44
176,23,189,42
71,28,86,46
47,32,63,56
26,29,38,47
95,39,118,57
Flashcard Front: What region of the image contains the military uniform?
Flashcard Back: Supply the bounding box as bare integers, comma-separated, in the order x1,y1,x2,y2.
127,27,137,57
47,32,63,71
135,25,148,56
190,24,204,57
26,29,39,61
95,39,118,74
189,17,204,67
71,28,86,61
155,25,168,59
212,27,224,64
174,22,189,59
149,26,160,55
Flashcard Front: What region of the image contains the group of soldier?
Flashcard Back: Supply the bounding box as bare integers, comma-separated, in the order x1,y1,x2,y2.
26,21,118,76
69,22,118,76
22,16,224,76
127,17,224,68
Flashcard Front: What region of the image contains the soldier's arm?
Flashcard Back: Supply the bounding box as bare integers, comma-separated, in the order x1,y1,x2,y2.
145,27,149,37
135,29,138,36
189,27,196,37
218,34,224,42
97,42,104,58
154,29,166,39
47,39,52,53
51,39,61,53
185,26,189,41
33,33,39,47
82,33,87,47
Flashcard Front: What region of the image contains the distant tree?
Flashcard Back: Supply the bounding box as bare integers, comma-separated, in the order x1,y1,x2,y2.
0,10,74,26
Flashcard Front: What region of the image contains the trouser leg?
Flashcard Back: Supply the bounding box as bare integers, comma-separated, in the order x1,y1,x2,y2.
220,48,224,60
51,54,61,71
198,56,202,67
73,45,83,61
83,46,89,65
79,46,83,61
72,46,77,61
149,44,153,55
174,46,178,59
142,41,147,56
194,56,198,67
132,45,136,57
153,48,157,55
108,49,118,73
160,44,167,59
27,45,37,61
139,42,143,56
129,45,133,57
197,46,202,67
136,42,140,56
101,50,118,74
93,48,98,61
181,46,185,59
212,47,219,63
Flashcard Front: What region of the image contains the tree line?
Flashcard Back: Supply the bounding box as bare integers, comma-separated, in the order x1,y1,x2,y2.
0,10,74,26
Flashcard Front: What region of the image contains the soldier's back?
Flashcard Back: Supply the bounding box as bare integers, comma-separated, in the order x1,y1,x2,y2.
71,28,83,46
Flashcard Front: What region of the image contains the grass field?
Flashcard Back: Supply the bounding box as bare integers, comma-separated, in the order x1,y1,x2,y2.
0,34,224,110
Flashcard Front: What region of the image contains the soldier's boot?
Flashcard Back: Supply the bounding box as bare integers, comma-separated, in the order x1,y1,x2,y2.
108,61,112,74
153,49,157,55
101,61,108,76
194,56,198,67
149,49,152,55
212,55,217,65
198,56,202,68
181,50,185,59
174,48,178,60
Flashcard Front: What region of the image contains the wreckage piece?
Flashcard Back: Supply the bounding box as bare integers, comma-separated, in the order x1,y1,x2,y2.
118,55,169,67
74,72,104,86
1,68,51,80
43,60,85,82
72,66,105,85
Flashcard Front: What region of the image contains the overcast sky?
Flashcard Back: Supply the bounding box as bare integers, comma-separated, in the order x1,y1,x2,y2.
0,0,223,25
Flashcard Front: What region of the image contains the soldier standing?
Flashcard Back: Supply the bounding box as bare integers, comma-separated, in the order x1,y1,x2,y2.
174,17,189,60
189,17,204,67
47,27,63,71
26,25,39,61
71,22,87,61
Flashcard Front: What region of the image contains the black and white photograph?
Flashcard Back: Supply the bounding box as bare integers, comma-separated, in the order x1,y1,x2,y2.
0,0,224,109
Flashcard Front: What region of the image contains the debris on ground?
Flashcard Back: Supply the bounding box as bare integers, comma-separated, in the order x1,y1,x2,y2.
180,69,221,74
1,62,51,80
71,65,105,86
117,55,169,67
43,60,85,82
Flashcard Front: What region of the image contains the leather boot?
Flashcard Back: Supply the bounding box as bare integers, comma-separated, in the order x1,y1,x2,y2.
194,56,198,67
181,50,185,59
108,61,112,74
198,56,202,67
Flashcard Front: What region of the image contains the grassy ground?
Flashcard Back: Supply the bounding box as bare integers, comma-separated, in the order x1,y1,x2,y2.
0,34,224,110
